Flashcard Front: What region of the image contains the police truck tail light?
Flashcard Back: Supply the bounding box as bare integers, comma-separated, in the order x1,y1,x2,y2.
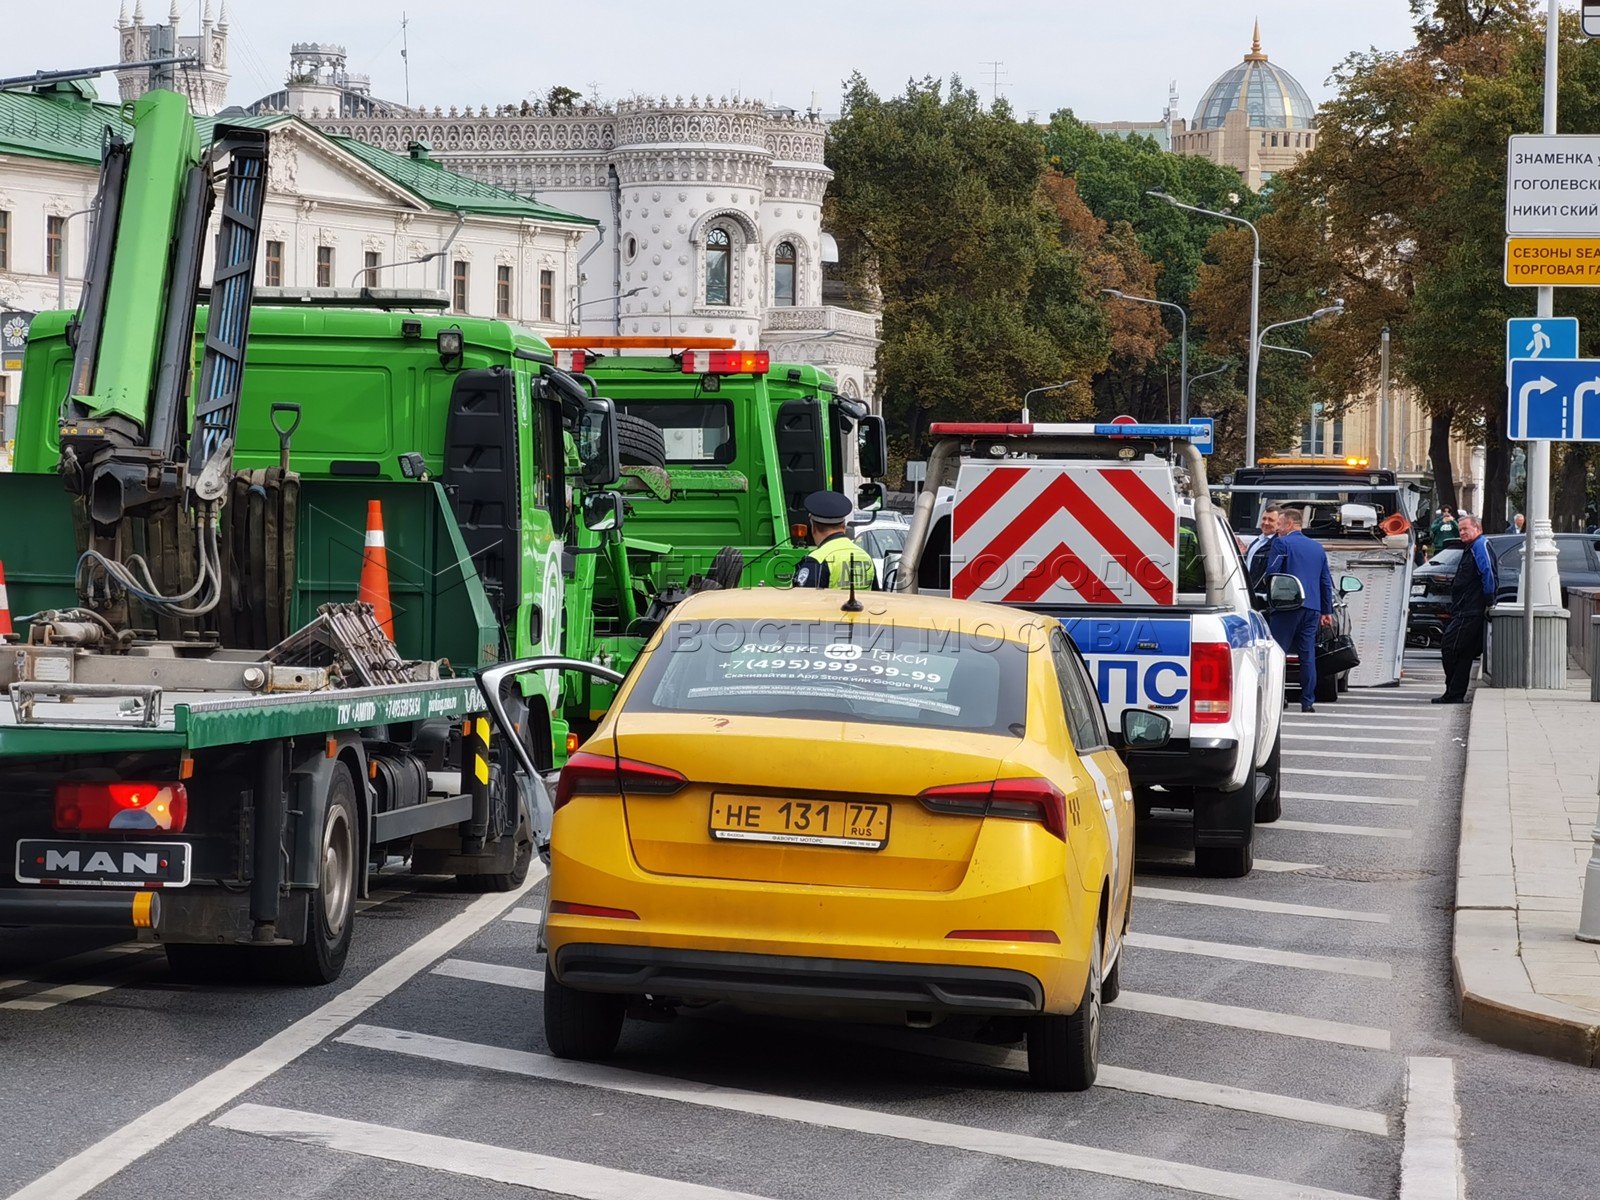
1190,642,1233,723
553,752,688,811
681,350,770,375
918,778,1069,841
54,782,188,833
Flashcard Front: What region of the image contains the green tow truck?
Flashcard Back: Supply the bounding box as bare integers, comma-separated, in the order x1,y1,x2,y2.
0,90,631,981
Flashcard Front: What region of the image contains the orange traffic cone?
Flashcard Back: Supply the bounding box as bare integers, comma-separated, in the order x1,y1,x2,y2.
0,560,12,639
358,501,394,639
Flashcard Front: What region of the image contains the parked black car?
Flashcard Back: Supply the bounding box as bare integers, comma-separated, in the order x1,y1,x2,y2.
1406,540,1463,647
1483,533,1600,605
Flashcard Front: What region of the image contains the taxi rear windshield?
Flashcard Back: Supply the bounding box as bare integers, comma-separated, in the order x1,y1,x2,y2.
625,618,1028,736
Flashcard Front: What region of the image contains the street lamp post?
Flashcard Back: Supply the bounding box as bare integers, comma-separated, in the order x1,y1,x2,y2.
1102,289,1188,421
56,207,96,309
569,287,644,333
1148,191,1260,462
1021,379,1076,424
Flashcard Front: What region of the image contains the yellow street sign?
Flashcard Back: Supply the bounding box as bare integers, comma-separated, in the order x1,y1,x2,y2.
1505,237,1600,286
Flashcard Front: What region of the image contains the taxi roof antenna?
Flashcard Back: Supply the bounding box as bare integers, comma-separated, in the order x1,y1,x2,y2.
841,573,864,613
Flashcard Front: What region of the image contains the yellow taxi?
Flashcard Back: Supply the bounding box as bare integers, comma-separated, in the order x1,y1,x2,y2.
539,588,1166,1090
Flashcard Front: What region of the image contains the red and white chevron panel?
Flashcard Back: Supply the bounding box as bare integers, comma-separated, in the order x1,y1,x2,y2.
950,462,1179,605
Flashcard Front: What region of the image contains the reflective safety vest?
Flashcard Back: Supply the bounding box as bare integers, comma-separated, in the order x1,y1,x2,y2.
795,533,879,590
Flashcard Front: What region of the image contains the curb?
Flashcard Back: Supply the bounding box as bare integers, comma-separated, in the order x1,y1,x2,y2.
1452,686,1600,1066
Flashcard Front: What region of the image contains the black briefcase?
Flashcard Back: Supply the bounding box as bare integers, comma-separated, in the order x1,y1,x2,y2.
1317,633,1361,677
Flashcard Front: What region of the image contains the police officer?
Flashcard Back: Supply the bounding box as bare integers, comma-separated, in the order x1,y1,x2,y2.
792,491,880,590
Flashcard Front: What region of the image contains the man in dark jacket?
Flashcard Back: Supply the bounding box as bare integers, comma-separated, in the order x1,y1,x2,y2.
1436,513,1496,704
1265,508,1335,712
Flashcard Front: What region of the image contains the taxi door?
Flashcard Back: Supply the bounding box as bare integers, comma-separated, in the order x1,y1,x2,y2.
1050,629,1135,938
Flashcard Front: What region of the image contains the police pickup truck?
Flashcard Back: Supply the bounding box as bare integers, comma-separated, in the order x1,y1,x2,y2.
896,422,1287,877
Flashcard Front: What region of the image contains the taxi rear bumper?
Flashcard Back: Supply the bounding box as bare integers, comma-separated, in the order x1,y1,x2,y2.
552,943,1046,1015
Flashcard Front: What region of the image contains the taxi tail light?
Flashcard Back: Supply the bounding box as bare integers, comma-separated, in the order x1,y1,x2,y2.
550,900,640,920
1190,641,1232,724
53,782,188,833
681,349,769,375
553,751,687,811
917,778,1068,841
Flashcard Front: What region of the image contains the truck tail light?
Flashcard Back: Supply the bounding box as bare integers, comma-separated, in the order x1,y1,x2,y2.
551,349,587,372
1190,642,1233,724
54,782,188,833
918,778,1068,841
681,350,769,375
553,751,688,811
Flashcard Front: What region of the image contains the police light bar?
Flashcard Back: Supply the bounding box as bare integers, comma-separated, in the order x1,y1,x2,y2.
551,349,587,373
681,349,769,375
929,421,1212,438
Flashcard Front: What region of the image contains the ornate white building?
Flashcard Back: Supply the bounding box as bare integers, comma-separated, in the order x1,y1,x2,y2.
308,96,881,405
115,0,231,117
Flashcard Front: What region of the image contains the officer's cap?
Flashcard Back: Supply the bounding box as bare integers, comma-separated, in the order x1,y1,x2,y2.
803,490,854,523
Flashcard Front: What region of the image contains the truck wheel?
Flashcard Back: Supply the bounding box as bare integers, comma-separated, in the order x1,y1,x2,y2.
709,545,745,590
543,961,626,1060
277,764,358,985
616,412,667,469
1337,673,1349,693
1195,837,1254,879
1026,918,1101,1091
1254,730,1283,824
459,814,534,893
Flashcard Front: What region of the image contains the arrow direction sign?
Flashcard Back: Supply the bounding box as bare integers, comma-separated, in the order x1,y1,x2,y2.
1508,357,1600,440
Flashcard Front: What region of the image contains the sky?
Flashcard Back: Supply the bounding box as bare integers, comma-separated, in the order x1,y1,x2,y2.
3,1,1425,123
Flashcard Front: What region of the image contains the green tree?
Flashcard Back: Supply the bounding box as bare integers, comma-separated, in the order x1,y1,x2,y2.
824,75,1119,461
546,85,581,115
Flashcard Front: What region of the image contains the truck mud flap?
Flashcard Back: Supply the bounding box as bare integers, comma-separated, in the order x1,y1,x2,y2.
1191,783,1258,849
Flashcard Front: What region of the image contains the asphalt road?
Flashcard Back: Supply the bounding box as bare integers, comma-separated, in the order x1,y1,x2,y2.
4,652,1599,1200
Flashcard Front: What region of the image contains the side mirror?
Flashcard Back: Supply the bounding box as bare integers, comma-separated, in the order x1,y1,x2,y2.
1339,574,1364,595
856,481,885,512
576,398,620,487
857,414,888,480
1121,709,1172,750
583,492,625,533
1265,573,1306,612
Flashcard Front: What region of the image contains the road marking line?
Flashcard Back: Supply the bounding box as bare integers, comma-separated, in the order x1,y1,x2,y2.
214,1103,776,1200
1282,735,1404,745
1326,702,1440,711
1115,991,1391,1050
355,887,412,913
1284,749,1427,762
828,1027,1389,1137
1266,820,1413,840
336,1025,1380,1200
502,906,544,925
1282,768,1427,782
1125,932,1393,979
433,958,544,990
1249,858,1319,873
1282,791,1419,807
1134,886,1391,924
3,867,545,1200
1399,1057,1464,1200
0,942,163,1010
0,970,156,1012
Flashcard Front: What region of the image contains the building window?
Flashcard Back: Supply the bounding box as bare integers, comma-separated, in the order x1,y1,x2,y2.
264,240,283,287
452,260,469,313
0,210,9,270
538,269,554,321
704,226,731,306
316,245,334,288
1331,419,1346,457
365,250,381,288
1299,420,1324,456
46,216,65,277
498,265,514,318
773,241,797,306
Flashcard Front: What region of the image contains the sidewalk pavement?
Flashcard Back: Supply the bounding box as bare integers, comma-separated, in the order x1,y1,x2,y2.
1454,678,1600,1066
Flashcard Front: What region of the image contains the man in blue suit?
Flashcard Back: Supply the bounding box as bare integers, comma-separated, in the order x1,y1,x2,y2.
1264,507,1335,712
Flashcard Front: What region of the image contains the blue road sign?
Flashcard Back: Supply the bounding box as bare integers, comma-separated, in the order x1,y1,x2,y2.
1507,357,1600,440
1189,417,1215,455
1506,316,1579,383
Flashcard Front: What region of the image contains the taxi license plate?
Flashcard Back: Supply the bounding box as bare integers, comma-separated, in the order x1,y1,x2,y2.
709,796,890,850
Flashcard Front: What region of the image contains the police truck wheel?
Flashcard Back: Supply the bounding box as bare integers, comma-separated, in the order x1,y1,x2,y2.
543,962,626,1060
277,765,358,985
1026,918,1101,1091
615,413,667,469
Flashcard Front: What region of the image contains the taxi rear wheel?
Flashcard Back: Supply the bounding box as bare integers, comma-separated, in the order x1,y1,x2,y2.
543,962,626,1060
1254,731,1283,824
1026,919,1101,1091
